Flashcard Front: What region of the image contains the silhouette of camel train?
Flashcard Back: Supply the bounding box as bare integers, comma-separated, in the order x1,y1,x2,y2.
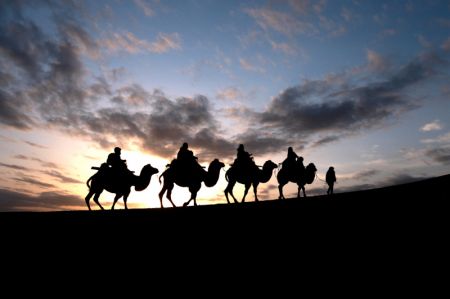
85,144,336,210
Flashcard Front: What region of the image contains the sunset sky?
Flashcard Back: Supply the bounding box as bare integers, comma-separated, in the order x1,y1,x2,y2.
1,0,449,211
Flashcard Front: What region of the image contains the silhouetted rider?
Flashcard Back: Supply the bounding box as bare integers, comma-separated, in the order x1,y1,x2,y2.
107,147,128,173
176,142,201,174
282,147,298,177
233,144,254,171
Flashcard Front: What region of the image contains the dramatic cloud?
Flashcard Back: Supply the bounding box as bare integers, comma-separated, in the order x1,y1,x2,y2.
258,52,444,147
426,147,450,164
0,189,84,212
420,120,442,132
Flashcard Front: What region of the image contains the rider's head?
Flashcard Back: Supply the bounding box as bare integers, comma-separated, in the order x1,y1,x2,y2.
298,156,304,162
114,147,121,154
288,146,293,152
329,166,334,170
237,144,244,151
182,142,188,149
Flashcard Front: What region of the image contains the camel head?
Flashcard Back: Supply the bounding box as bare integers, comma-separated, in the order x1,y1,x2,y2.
306,163,317,173
142,164,159,175
209,159,225,170
264,160,278,170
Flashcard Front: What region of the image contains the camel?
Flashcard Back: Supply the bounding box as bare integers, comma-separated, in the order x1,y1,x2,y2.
85,164,159,210
277,162,317,199
158,159,225,208
224,160,278,203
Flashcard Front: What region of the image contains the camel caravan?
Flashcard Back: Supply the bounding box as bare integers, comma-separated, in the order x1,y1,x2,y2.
85,144,324,210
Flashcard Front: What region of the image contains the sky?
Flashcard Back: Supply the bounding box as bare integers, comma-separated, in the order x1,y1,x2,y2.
1,0,449,211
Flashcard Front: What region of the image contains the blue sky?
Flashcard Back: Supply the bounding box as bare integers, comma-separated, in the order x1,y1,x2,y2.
1,0,449,211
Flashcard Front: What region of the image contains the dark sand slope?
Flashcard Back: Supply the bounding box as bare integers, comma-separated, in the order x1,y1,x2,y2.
1,174,446,235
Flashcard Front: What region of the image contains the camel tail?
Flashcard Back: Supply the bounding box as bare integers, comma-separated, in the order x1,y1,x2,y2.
159,169,168,184
86,175,94,189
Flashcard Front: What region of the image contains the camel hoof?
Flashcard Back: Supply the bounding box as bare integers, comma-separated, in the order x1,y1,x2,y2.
183,202,188,207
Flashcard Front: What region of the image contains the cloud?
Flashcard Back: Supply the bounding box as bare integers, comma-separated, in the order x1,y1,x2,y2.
234,131,292,157
13,155,58,168
14,176,56,189
0,188,84,212
442,37,450,51
0,162,30,171
426,147,450,164
101,32,181,54
113,84,151,106
245,7,316,36
134,0,154,17
418,34,432,48
381,173,429,186
367,49,389,72
257,52,444,147
269,40,297,55
24,141,48,149
216,87,242,101
0,90,34,129
421,132,450,144
287,0,310,14
311,135,341,147
352,169,380,180
239,58,265,73
40,170,83,184
420,120,443,132
318,15,346,37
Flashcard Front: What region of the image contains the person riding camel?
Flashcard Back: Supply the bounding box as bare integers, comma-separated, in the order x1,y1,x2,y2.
233,144,255,172
175,142,202,175
106,147,129,175
282,147,298,177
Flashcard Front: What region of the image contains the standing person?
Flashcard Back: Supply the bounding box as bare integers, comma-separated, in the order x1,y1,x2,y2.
326,166,336,195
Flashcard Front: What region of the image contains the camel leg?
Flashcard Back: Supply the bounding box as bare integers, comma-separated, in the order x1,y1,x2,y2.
242,182,251,203
278,182,286,200
166,184,176,207
253,182,259,202
225,181,238,203
123,191,130,210
224,183,231,204
111,193,122,210
93,191,104,210
85,191,95,210
302,186,306,197
158,185,166,208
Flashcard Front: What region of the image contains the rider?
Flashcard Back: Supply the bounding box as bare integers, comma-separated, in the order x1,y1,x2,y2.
233,144,254,171
106,147,128,174
282,147,298,177
175,142,201,174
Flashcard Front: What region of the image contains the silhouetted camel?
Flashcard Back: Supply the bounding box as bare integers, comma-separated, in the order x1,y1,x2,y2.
158,159,225,207
277,162,317,199
85,164,159,210
224,160,277,203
